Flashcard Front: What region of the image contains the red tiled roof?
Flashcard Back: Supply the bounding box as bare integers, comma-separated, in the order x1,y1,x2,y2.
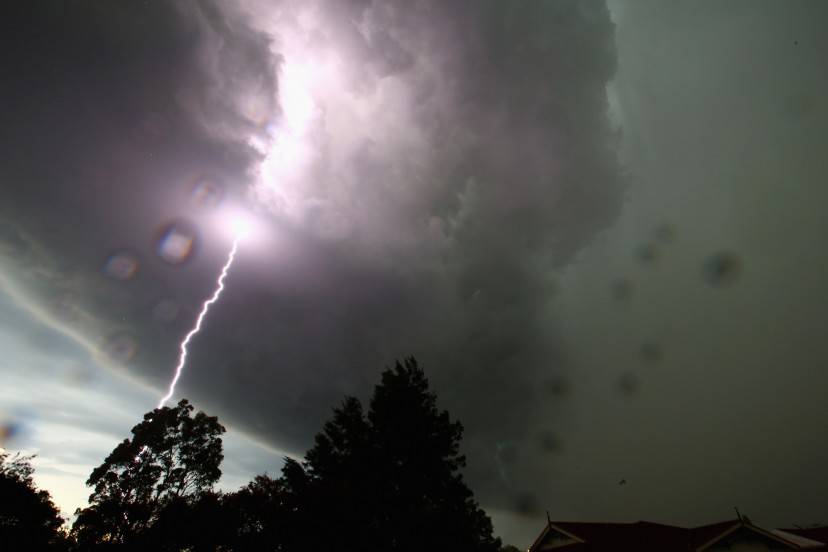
689,519,741,549
778,527,828,548
552,521,690,551
530,519,828,551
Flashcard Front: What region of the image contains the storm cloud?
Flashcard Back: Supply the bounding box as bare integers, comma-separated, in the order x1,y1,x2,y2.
1,0,624,514
12,1,828,547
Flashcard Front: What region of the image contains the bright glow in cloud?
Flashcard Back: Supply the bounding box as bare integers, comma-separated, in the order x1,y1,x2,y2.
229,215,253,240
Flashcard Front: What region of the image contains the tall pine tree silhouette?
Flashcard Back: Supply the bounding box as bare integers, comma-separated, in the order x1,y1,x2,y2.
283,358,501,552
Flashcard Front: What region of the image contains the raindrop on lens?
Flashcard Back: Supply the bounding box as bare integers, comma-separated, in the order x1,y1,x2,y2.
611,277,633,301
538,430,562,453
703,252,742,287
616,372,639,395
152,299,179,322
104,251,139,280
102,333,138,364
636,243,658,264
0,420,22,446
156,221,198,265
190,177,223,209
514,493,540,516
654,222,677,243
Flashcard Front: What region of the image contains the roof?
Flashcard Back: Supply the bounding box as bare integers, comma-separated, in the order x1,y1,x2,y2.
778,527,828,548
529,519,828,551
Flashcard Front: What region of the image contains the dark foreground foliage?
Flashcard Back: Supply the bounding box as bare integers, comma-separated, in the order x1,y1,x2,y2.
0,451,71,551
48,357,501,551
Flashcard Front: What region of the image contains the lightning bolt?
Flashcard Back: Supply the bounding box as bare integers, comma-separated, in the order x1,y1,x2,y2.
157,238,240,408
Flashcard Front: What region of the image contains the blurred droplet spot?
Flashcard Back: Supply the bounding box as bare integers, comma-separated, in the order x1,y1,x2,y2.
50,292,79,322
703,252,742,287
156,220,198,265
0,410,31,447
306,203,352,241
514,492,541,517
611,277,633,301
190,177,223,209
136,112,171,142
639,342,662,363
636,243,659,264
0,423,22,447
0,222,28,258
544,277,559,298
538,430,562,453
496,441,519,466
152,299,179,323
104,251,139,280
65,363,96,386
102,332,138,364
544,376,570,397
616,372,639,395
654,221,677,243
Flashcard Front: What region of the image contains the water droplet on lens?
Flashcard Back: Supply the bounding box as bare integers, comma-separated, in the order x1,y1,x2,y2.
545,376,570,397
0,222,28,258
611,277,633,301
703,252,742,287
190,177,223,209
51,293,78,322
156,221,198,265
654,222,677,243
152,299,180,322
0,420,22,446
102,333,137,364
538,430,562,453
636,243,658,264
616,372,639,395
104,251,139,280
496,442,519,465
639,342,662,363
514,492,540,516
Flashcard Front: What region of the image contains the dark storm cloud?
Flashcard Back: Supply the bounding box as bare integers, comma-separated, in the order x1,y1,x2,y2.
0,0,278,381
1,0,625,518
196,0,625,512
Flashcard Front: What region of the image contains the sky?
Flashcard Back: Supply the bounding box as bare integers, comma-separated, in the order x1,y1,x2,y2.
1,0,827,548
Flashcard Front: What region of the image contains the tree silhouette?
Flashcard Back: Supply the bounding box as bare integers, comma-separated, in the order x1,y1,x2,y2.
72,399,225,549
0,451,69,551
283,358,501,552
222,474,289,551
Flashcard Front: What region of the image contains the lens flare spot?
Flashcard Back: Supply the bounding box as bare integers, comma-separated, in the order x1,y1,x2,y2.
190,177,223,209
65,363,96,386
703,252,742,287
104,251,139,280
654,221,677,243
635,243,659,264
616,372,639,395
639,342,663,363
0,409,33,447
152,299,180,323
544,376,570,397
156,221,198,265
610,277,633,302
514,492,541,517
102,332,138,364
50,292,78,322
0,421,22,446
538,430,562,453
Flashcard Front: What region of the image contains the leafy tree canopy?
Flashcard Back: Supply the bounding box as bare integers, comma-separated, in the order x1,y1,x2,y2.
0,451,68,551
72,399,225,548
283,357,501,552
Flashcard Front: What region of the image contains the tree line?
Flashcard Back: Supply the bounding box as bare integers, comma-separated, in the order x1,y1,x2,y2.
1,358,518,551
